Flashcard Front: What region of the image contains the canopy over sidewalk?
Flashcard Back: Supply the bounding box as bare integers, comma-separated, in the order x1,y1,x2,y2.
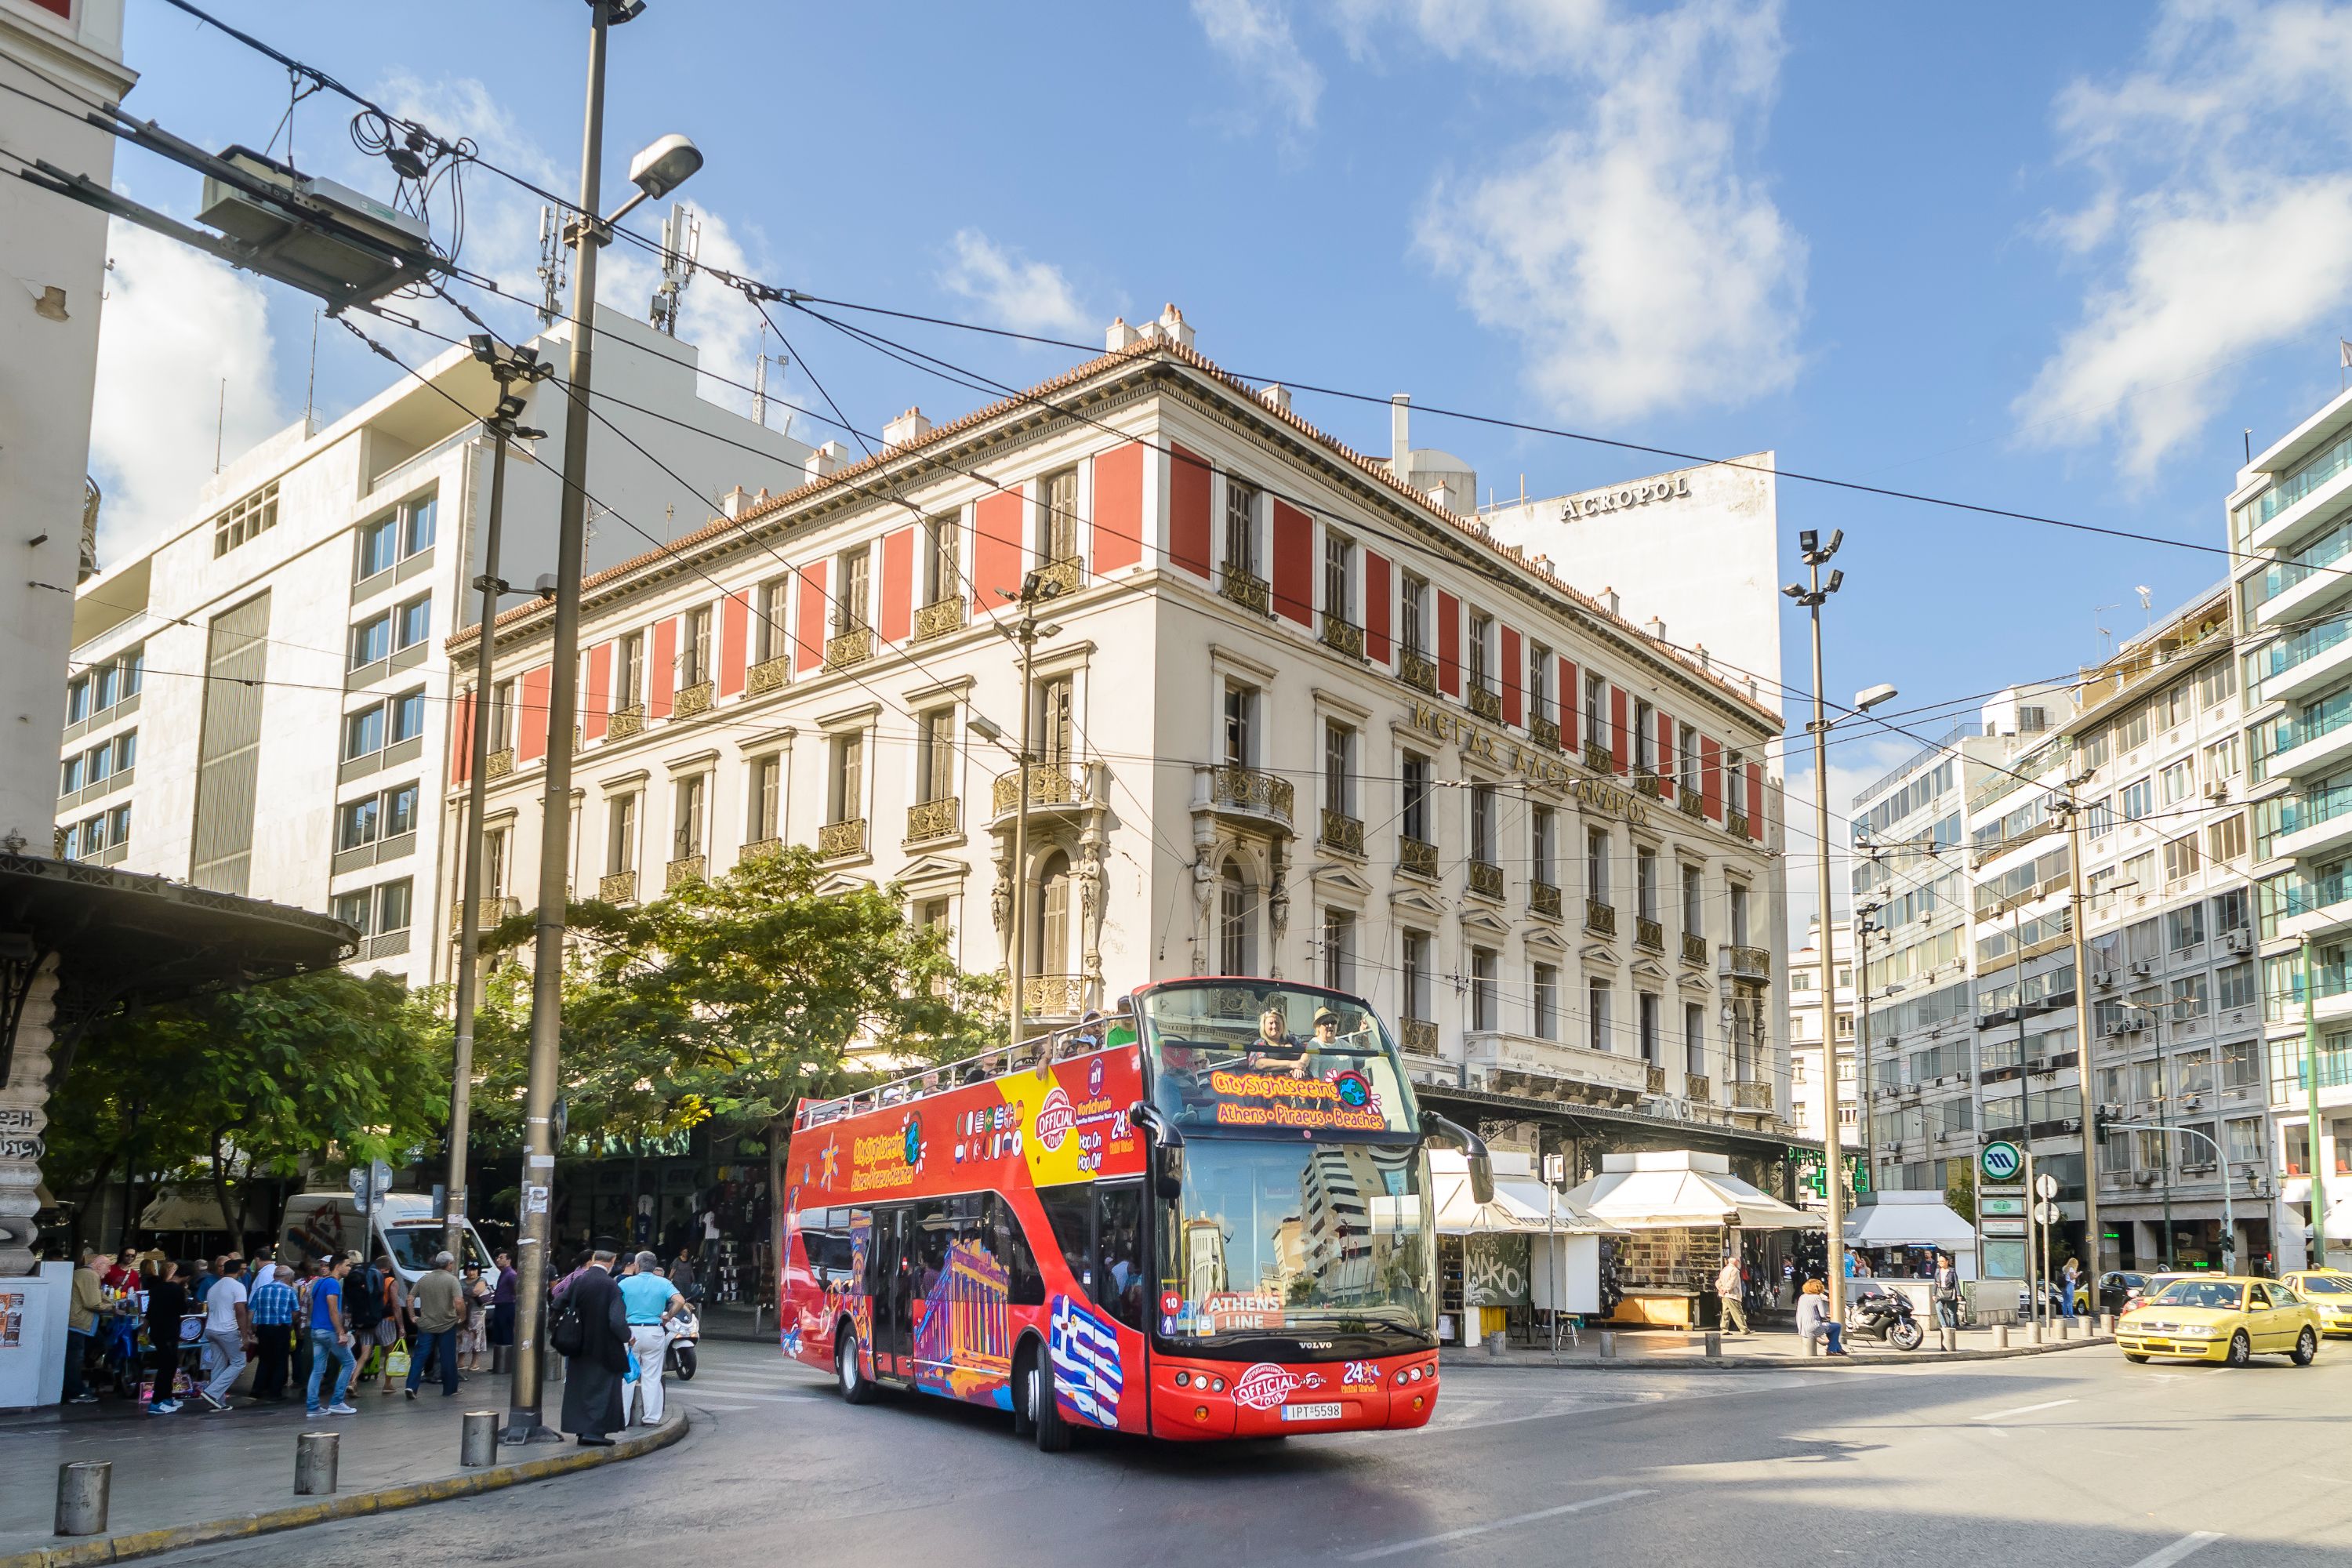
1561,1151,1823,1231
1846,1190,1978,1248
1430,1152,1624,1236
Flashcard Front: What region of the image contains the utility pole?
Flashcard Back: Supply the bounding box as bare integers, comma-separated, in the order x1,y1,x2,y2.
445,339,549,1265
2306,931,2328,1269
2013,903,2042,1337
2053,782,2103,1276
993,571,1065,1051
1784,529,1849,1323
1853,900,1881,1189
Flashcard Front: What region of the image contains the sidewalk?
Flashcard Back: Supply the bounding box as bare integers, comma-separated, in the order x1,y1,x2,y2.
1440,1321,2114,1371
0,1368,683,1568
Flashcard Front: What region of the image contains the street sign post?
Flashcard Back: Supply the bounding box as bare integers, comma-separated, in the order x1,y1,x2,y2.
1981,1142,2023,1184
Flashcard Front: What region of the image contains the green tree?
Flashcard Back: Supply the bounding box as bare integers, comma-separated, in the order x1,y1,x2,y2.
1945,1160,1977,1224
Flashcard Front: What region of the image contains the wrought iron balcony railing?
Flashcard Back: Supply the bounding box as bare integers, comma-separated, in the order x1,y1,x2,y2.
1399,837,1439,879
817,817,867,858
906,797,960,844
746,655,789,696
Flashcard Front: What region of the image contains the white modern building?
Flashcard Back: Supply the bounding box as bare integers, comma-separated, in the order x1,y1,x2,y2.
447,307,1798,1174
53,307,811,985
1787,915,1853,1146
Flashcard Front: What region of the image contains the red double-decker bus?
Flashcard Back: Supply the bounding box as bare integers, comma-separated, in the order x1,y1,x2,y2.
779,977,1492,1448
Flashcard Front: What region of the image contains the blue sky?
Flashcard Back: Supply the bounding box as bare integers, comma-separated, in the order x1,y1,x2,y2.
80,0,2352,884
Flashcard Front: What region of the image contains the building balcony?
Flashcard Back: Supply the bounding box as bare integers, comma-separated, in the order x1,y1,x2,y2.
1681,932,1707,965
2272,707,2352,787
1727,809,1751,839
1033,555,1084,598
1467,685,1502,723
2278,797,2352,863
817,817,868,859
1200,764,1294,831
993,763,1090,823
1023,973,1087,1018
1586,898,1617,937
608,704,645,742
1679,788,1704,818
666,853,706,890
1319,808,1364,858
1731,1080,1773,1112
1635,916,1664,952
1646,1064,1668,1094
1529,715,1560,752
746,655,789,696
741,837,782,863
826,626,875,672
1399,1017,1439,1054
447,895,519,935
1684,1071,1712,1102
358,928,411,962
1468,860,1504,901
598,870,637,905
1721,944,1770,980
1529,880,1562,920
1322,614,1364,659
1584,740,1613,775
1633,768,1662,800
1218,565,1272,617
1464,1030,1651,1106
913,597,965,642
906,797,960,845
673,680,714,720
2250,454,2352,555
1399,836,1439,880
484,747,515,781
1399,651,1437,694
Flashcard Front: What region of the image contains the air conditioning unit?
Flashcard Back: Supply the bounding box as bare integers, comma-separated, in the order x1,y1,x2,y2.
2221,929,2251,953
2094,970,2119,990
2129,958,2156,977
2133,1171,2157,1186
2100,1022,2128,1038
2205,782,2230,803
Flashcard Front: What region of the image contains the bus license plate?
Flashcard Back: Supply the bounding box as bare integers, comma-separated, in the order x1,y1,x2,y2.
1281,1402,1342,1422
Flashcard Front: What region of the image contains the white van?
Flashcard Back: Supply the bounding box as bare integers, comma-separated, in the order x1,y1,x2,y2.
277,1192,493,1287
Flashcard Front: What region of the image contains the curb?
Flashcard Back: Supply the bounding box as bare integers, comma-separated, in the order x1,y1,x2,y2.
2,1412,688,1568
1441,1335,2114,1374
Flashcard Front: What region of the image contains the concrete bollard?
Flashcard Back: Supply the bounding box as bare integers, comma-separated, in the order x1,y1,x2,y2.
544,1352,564,1385
295,1431,340,1496
492,1345,513,1376
2060,1319,2074,1341
1599,1330,1616,1359
2030,1321,2045,1345
1805,1336,1822,1359
1704,1330,1721,1359
2102,1312,2115,1337
54,1461,110,1537
461,1410,500,1468
1994,1323,2009,1349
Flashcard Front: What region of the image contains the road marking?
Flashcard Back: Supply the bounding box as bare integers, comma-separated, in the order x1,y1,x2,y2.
1344,1489,1656,1560
1972,1399,2077,1423
2125,1531,2222,1568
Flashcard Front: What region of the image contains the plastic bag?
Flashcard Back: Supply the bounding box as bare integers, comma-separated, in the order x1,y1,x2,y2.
384,1338,412,1379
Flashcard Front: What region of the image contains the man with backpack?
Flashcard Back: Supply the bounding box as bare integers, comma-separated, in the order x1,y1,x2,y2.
342,1253,389,1386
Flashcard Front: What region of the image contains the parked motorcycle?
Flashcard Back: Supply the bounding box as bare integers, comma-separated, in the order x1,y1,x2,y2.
1845,1285,1925,1350
664,1308,699,1381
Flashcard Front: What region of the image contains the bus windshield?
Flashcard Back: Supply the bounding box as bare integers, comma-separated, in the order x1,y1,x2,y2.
1137,981,1417,1137
1160,1138,1435,1357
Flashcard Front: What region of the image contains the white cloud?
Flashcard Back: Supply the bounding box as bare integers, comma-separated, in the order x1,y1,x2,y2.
89,220,285,559
1192,0,1324,132
938,229,1091,337
1399,0,1805,423
2020,1,2352,476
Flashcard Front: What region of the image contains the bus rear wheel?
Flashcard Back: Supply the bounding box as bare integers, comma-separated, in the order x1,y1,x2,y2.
837,1329,874,1405
1024,1348,1070,1452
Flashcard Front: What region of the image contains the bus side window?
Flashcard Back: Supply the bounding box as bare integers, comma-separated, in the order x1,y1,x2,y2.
1037,1185,1095,1298
1097,1182,1145,1332
984,1192,1044,1307
911,1200,952,1298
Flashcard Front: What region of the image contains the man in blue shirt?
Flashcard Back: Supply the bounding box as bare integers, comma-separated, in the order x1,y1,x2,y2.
304,1256,358,1417
247,1263,298,1403
616,1252,685,1427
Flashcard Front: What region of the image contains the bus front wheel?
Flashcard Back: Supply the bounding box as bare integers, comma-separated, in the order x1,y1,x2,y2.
837,1329,874,1405
1024,1347,1070,1452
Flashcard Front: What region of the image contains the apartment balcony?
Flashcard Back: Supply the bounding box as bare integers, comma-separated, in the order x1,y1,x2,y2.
484,747,515,782
913,597,966,642
2271,706,2352,787
1678,789,1704,818
446,895,519,936
826,627,875,672
746,655,789,696
1529,715,1560,752
1218,565,1272,617
991,763,1091,824
1727,810,1751,839
1023,973,1088,1019
1399,651,1437,694
666,853,706,890
598,870,637,905
1635,916,1664,952
2255,534,2352,633
740,837,782,863
1633,768,1662,800
906,797,960,845
1529,880,1562,920
608,704,645,742
2278,792,2352,863
1322,614,1364,660
1467,685,1502,723
2249,453,2352,555
1464,1030,1651,1107
673,680,714,720
817,817,868,860
1585,898,1617,938
2260,622,2352,713
1399,1017,1439,1055
1646,1063,1669,1094
1468,860,1504,901
1720,944,1770,981
1033,555,1084,599
1398,836,1439,880
1198,764,1294,833
1583,740,1613,775
1684,1071,1712,1102
358,929,411,962
1731,1080,1774,1112
1681,932,1707,965
1319,808,1364,858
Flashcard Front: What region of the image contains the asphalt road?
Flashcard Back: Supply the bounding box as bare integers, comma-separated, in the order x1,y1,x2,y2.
141,1337,2352,1568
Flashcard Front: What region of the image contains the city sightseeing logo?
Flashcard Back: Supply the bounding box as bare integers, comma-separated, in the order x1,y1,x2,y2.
1035,1086,1076,1152
1231,1363,1323,1411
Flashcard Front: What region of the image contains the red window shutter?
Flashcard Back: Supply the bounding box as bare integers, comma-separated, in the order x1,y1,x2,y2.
1558,658,1577,750
1168,443,1212,578
796,563,829,674
1093,442,1145,572
972,489,1025,612
451,690,475,783
1437,591,1461,697
1747,763,1766,839
1610,687,1629,773
1272,500,1313,625
1656,710,1675,800
518,665,553,760
1364,551,1392,663
583,642,612,740
648,619,677,719
718,599,748,698
879,526,913,643
1500,626,1523,727
1702,736,1723,820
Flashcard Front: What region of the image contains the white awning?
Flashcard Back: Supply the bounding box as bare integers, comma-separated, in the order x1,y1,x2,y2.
138,1188,233,1232
1430,1156,1624,1236
1560,1150,1823,1232
1845,1196,1978,1248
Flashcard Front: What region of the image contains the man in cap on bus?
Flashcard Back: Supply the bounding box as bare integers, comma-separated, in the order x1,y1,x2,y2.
1310,1007,1344,1051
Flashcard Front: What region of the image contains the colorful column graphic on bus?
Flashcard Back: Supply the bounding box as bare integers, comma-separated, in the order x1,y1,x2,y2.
1048,1294,1123,1428
911,1238,1014,1406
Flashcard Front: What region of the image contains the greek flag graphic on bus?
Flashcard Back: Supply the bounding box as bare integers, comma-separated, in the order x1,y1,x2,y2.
1048,1294,1123,1428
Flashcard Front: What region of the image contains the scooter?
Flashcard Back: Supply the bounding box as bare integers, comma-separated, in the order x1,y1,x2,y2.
1845,1285,1925,1350
664,1308,699,1381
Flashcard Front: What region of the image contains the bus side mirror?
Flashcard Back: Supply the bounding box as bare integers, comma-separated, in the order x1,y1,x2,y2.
1420,1110,1495,1205
1129,1101,1185,1201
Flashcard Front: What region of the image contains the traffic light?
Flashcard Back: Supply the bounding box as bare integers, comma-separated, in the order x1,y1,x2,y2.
2093,1102,2119,1146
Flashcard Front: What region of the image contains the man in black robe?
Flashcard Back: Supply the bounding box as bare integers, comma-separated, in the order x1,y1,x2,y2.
559,1248,630,1446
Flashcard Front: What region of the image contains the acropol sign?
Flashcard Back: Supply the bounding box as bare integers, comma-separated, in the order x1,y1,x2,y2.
1403,699,1651,826
1560,472,1693,520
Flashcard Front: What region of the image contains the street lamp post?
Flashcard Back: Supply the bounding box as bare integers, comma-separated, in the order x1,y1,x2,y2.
505,0,702,1445
2051,779,2103,1276
973,572,1064,1051
1853,902,1882,1186
2304,932,2328,1268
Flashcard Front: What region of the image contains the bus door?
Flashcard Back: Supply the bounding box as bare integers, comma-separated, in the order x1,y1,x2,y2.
869,1207,914,1380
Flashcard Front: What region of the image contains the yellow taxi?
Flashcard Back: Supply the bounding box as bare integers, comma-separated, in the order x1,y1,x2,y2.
2280,1269,2352,1337
2117,1276,2322,1367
